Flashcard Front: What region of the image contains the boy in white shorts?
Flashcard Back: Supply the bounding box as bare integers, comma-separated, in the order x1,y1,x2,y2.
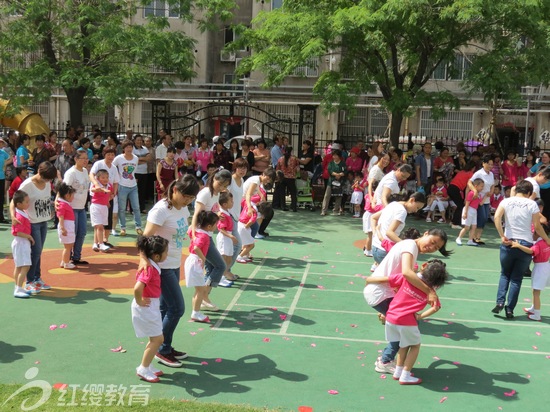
456,179,484,246
216,192,238,282
90,169,112,252
11,190,35,298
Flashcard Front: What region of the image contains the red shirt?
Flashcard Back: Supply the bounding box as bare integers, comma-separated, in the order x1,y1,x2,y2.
12,209,31,237
136,261,161,298
188,229,210,256
490,193,503,209
434,156,454,170
217,210,234,232
465,190,482,210
91,183,112,206
431,185,448,198
9,176,24,199
56,199,75,221
450,170,474,191
239,204,258,225
386,273,441,326
531,239,550,264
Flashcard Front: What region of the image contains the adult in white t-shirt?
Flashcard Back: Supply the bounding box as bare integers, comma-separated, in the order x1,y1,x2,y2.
493,179,550,317
133,135,150,213
370,193,425,263
11,162,57,289
141,175,200,367
242,168,276,237
113,140,142,235
373,164,412,206
227,158,249,274
90,148,120,242
190,169,232,287
63,150,91,264
467,155,495,244
363,230,449,369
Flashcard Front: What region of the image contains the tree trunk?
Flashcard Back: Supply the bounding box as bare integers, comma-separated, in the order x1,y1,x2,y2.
65,86,87,127
389,111,404,148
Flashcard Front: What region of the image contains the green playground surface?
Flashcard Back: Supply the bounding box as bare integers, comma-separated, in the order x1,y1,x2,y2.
1,210,549,411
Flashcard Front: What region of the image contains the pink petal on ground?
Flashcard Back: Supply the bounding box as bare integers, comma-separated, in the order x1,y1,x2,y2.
344,344,350,347
379,396,385,400
49,325,57,331
279,314,287,320
298,407,313,412
443,386,449,391
433,356,440,360
200,361,208,365
336,252,341,255
380,374,387,379
328,390,339,395
34,361,40,364
536,332,541,336
354,273,362,277
498,408,503,411
53,383,68,391
526,374,531,379
290,242,294,245
349,281,355,285
442,334,450,338
440,397,448,403
524,298,531,302
451,312,455,316
546,355,550,359
359,351,365,354
190,332,197,336
350,324,358,328
236,321,243,325
317,285,325,289
198,328,204,331
504,390,516,397
283,337,290,341
447,322,454,325
271,307,278,311
311,343,317,347
330,265,336,268
215,358,222,363
110,346,123,352
263,338,271,342
452,361,461,365
299,283,305,286
532,346,538,350
59,324,67,329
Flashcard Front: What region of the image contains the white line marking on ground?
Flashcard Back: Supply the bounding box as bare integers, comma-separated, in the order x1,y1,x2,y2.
280,262,311,335
212,329,550,356
211,259,265,330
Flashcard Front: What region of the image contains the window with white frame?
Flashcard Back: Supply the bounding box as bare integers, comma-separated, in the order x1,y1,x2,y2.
28,101,50,125
420,110,473,139
338,107,368,137
431,53,475,81
291,57,319,77
141,102,153,128
1,48,43,70
143,0,179,18
370,109,390,136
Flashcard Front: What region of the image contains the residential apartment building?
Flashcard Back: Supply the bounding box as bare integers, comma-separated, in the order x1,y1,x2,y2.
7,0,550,153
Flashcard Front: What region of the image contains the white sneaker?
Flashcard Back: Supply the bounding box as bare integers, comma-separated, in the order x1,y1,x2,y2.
236,256,248,264
92,243,100,252
399,374,422,385
254,233,265,239
191,311,210,323
111,230,119,237
14,289,30,299
425,218,432,223
218,277,234,288
456,237,462,245
99,243,111,252
35,279,51,290
467,240,479,246
363,247,373,257
374,358,396,373
370,263,378,272
201,301,220,312
136,365,159,383
24,282,41,295
148,365,164,377
63,262,76,269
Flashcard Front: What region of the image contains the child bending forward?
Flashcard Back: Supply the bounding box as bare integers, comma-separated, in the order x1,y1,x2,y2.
385,261,448,385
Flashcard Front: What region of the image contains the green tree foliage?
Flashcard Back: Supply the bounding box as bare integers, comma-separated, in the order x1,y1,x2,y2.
237,0,550,146
0,0,235,126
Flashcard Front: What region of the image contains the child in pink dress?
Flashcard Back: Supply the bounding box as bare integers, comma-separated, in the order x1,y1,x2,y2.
11,190,35,298
131,235,169,383
56,183,77,269
90,169,112,252
216,192,238,281
385,260,448,385
237,201,273,263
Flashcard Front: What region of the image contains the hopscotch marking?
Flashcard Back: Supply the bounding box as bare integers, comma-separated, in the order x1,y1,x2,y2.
211,259,266,330
280,262,311,335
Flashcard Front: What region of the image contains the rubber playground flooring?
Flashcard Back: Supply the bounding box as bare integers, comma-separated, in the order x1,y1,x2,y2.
1,210,550,411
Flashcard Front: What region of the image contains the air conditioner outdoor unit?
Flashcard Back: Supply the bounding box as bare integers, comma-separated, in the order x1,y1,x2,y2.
220,51,236,62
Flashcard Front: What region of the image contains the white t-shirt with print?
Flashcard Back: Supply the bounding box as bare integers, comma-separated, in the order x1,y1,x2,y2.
500,197,540,242
196,187,220,212
63,166,90,209
147,199,190,269
19,179,52,223
364,239,419,306
113,154,138,188
90,160,120,186
372,201,408,250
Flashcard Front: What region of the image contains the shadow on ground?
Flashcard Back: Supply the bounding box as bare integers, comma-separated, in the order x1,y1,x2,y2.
214,308,315,331
420,318,500,341
159,354,308,398
417,359,529,400
35,288,130,305
0,341,36,364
